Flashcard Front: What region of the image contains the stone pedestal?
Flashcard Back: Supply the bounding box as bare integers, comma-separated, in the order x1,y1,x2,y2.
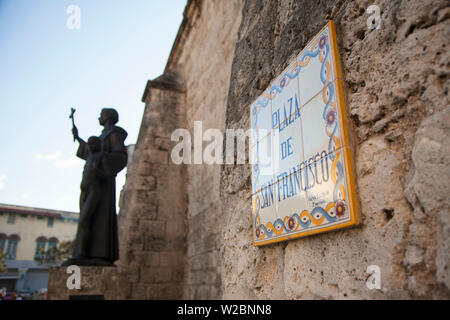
47,266,131,300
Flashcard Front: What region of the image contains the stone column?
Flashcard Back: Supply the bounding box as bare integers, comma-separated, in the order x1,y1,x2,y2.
117,71,187,299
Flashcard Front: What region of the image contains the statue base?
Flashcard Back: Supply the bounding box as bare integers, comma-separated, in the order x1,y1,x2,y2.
61,257,116,267
47,265,130,300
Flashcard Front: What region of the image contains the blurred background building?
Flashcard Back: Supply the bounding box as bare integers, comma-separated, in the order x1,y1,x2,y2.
0,203,78,293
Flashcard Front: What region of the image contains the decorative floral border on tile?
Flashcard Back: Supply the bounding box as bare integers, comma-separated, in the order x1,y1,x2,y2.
254,147,354,243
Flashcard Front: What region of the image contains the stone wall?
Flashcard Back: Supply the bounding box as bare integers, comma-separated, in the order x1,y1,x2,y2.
117,0,242,299
221,0,449,299
47,266,130,300
166,0,242,299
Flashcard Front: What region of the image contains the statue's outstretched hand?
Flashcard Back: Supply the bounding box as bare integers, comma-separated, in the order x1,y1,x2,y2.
72,127,79,141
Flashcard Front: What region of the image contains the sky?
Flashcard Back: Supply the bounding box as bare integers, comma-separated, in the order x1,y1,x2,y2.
0,0,186,212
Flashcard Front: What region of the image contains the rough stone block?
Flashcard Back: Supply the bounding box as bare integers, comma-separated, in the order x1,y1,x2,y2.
140,267,172,283
131,283,148,299
138,162,153,176
144,252,160,267
47,267,130,300
160,251,183,267
134,204,158,220
135,189,158,206
145,149,168,164
135,176,157,190
140,220,166,240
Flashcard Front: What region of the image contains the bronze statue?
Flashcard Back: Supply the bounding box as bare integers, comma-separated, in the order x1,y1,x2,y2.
62,108,128,267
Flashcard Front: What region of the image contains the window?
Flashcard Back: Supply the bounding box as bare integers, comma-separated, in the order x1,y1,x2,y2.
20,214,27,218
0,234,6,254
7,213,15,224
37,216,44,220
46,238,58,260
6,235,20,260
47,217,54,227
47,238,58,250
34,236,47,259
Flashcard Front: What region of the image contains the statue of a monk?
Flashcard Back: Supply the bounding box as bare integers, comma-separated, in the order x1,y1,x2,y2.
62,108,127,267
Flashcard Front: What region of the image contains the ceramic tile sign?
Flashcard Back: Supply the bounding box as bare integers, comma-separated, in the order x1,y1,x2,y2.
250,21,359,246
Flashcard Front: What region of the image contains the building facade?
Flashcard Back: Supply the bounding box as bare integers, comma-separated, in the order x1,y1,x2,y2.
0,203,78,292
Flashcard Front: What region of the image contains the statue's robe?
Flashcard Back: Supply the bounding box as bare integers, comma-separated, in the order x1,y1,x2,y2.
74,125,128,263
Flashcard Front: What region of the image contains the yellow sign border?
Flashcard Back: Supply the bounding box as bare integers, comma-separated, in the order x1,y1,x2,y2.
252,21,359,247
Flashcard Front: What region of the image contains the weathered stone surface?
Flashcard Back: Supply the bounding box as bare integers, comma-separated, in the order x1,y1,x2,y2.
167,0,242,299
221,0,450,299
115,71,187,299
404,245,425,267
404,105,450,296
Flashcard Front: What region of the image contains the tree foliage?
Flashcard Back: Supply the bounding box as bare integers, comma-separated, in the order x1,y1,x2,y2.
0,249,7,273
34,241,74,266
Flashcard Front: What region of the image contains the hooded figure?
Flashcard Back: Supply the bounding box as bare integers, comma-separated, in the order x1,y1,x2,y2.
64,108,127,266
